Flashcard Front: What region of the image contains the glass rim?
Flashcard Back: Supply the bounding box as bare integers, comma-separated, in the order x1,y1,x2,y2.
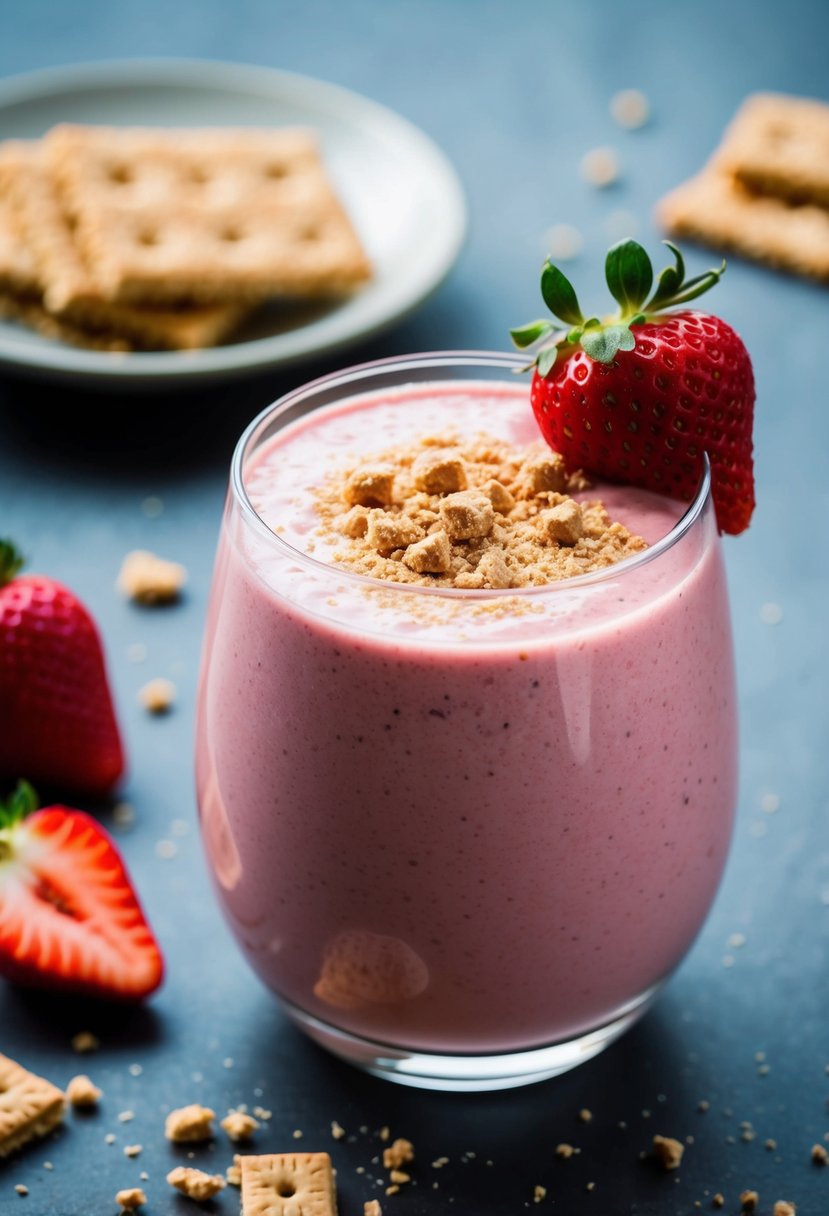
229,349,713,600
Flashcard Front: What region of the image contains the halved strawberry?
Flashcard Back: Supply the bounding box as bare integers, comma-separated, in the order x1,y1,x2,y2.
0,540,125,794
0,781,163,1001
510,240,755,535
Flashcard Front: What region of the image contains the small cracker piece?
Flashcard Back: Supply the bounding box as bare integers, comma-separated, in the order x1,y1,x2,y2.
657,166,829,282
652,1134,684,1170
164,1102,215,1142
221,1110,259,1141
240,1151,337,1216
439,490,494,540
403,529,451,575
65,1074,102,1108
715,92,829,207
138,677,176,715
45,124,373,304
0,1054,65,1159
116,1188,146,1210
540,500,584,546
412,449,468,494
167,1165,226,1201
117,549,187,604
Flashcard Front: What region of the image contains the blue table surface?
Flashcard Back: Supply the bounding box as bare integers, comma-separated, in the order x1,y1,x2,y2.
1,2,827,1214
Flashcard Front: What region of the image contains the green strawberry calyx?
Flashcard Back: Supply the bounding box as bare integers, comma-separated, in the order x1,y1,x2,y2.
0,539,25,588
0,780,38,858
510,239,725,374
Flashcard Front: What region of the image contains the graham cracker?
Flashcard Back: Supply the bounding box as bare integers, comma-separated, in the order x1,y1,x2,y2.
0,1053,66,1158
0,139,249,349
45,124,373,304
657,167,829,283
714,92,829,208
0,288,131,351
0,170,40,296
240,1152,338,1216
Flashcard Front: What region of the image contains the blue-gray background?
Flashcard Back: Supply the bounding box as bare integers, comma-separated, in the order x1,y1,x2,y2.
1,3,827,1214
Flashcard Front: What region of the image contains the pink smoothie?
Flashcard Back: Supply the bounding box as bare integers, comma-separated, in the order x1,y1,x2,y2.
196,381,737,1054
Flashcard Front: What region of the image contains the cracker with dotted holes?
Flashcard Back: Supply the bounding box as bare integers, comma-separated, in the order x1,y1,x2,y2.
0,138,249,349
714,92,829,208
657,166,829,282
240,1151,338,1216
0,1053,66,1159
44,124,373,305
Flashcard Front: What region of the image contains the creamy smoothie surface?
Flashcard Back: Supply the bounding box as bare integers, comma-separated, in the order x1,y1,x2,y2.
197,381,737,1054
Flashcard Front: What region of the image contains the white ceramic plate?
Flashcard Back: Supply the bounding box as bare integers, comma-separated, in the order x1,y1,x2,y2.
0,58,467,385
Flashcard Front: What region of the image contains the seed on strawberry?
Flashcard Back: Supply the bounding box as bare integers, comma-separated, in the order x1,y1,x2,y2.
0,540,125,794
0,780,163,1001
510,239,755,535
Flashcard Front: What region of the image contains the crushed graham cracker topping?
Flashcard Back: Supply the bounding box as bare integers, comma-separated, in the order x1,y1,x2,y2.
313,433,647,588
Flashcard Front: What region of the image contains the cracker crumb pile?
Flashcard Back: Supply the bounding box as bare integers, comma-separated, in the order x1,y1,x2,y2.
314,434,647,588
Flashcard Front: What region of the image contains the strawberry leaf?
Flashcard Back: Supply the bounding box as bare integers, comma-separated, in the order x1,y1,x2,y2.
540,261,585,326
537,344,560,377
0,780,38,830
581,323,636,363
605,239,653,316
509,319,555,349
0,539,25,588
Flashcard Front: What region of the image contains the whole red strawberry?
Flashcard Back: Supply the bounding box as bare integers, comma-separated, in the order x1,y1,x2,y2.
0,781,163,1000
0,541,125,794
510,240,755,534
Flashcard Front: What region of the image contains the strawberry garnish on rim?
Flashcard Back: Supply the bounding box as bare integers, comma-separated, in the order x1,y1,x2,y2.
0,781,163,1001
510,239,755,535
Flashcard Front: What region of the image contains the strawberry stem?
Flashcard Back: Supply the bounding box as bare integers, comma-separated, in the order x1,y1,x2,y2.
0,539,25,587
510,239,727,372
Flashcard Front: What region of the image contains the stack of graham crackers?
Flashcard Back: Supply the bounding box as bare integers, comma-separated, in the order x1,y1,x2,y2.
658,92,829,282
0,124,373,351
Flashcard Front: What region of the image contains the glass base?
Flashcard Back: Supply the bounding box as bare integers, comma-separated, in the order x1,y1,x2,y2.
281,984,661,1092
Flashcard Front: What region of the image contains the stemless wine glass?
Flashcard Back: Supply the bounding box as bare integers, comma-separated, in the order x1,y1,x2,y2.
195,351,737,1091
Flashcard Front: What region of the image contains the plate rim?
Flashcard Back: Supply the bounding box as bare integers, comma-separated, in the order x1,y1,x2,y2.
0,56,468,384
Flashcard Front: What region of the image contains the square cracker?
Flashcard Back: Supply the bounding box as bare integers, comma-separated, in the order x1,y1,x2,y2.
45,124,373,304
657,167,829,283
714,92,829,208
0,139,249,350
0,1053,65,1158
240,1152,337,1216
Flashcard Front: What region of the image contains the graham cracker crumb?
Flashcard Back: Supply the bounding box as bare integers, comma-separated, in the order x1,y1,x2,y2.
314,432,646,589
138,677,176,714
117,1110,135,1123
712,1195,725,1209
164,1104,215,1143
14,1184,28,1196
66,1074,101,1108
533,1184,547,1202
556,1143,576,1158
812,1143,828,1165
773,1203,796,1216
226,1155,242,1186
383,1138,414,1169
167,1165,226,1201
578,1109,593,1124
71,1032,99,1054
653,1135,684,1170
220,1111,259,1142
385,1184,400,1196
117,549,186,604
331,1120,346,1140
124,1144,142,1158
740,1190,759,1211
364,1202,383,1216
115,1187,146,1210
